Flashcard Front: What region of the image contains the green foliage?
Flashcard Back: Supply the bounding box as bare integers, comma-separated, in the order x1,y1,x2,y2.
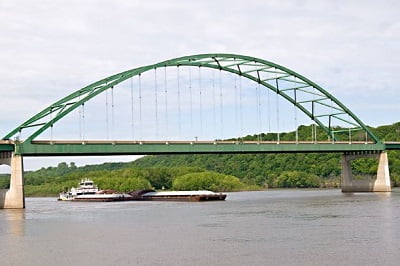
0,174,10,189
392,172,400,187
371,122,400,141
273,171,321,188
172,171,246,192
127,166,205,189
133,122,400,187
351,158,378,176
21,163,206,196
93,176,151,192
8,122,400,196
132,153,342,185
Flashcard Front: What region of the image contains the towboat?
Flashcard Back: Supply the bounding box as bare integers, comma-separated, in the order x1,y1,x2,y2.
58,179,134,202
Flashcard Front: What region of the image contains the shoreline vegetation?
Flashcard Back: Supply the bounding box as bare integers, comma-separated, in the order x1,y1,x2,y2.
0,123,399,197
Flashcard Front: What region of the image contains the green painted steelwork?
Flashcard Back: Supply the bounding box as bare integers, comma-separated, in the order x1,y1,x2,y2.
15,141,385,156
385,143,400,150
0,144,14,152
0,141,14,152
3,54,380,146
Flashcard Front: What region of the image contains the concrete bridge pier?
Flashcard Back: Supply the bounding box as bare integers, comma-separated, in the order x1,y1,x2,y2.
341,151,391,192
0,152,25,209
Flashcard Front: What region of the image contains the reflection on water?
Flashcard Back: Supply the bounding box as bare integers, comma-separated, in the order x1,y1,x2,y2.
3,209,25,236
342,191,392,198
0,189,400,265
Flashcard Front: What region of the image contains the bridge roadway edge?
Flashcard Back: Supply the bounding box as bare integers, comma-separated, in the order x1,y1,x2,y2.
14,141,387,156
385,143,400,150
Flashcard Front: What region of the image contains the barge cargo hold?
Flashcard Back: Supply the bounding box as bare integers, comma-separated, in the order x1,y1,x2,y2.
137,190,227,202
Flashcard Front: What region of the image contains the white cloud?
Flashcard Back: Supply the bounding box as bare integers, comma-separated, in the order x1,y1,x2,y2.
0,0,399,171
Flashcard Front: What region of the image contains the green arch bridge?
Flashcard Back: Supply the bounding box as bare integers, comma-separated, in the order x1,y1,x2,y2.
0,53,399,208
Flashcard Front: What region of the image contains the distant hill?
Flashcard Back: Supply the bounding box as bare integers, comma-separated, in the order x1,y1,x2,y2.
0,122,399,195
131,123,400,186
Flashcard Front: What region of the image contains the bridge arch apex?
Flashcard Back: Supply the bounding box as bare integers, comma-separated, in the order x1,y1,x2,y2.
3,53,380,143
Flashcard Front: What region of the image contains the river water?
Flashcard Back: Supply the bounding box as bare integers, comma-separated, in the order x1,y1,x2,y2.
1,189,400,266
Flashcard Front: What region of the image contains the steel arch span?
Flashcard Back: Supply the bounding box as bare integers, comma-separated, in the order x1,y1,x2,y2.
3,53,380,143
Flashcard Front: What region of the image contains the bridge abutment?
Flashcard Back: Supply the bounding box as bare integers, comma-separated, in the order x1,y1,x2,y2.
341,152,391,192
0,152,25,209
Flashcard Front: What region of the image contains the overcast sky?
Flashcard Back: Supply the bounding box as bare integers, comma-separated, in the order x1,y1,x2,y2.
1,0,399,171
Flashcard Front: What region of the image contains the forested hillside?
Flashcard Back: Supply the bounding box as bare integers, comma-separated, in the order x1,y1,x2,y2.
131,123,400,186
0,122,399,196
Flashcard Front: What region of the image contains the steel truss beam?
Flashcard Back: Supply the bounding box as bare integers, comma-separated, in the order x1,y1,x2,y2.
15,141,385,156
3,54,380,144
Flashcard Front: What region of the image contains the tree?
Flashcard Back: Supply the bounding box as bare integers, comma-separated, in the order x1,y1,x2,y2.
172,171,245,192
274,171,321,188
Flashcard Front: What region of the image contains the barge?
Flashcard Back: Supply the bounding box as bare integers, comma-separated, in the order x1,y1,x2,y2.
132,190,227,202
59,179,227,202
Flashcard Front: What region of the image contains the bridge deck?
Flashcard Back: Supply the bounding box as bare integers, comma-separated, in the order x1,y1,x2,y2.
2,140,398,156
385,142,400,150
6,139,386,156
32,140,376,145
0,140,14,152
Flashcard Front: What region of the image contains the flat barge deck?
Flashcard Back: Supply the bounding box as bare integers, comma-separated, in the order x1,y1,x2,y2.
135,190,227,202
